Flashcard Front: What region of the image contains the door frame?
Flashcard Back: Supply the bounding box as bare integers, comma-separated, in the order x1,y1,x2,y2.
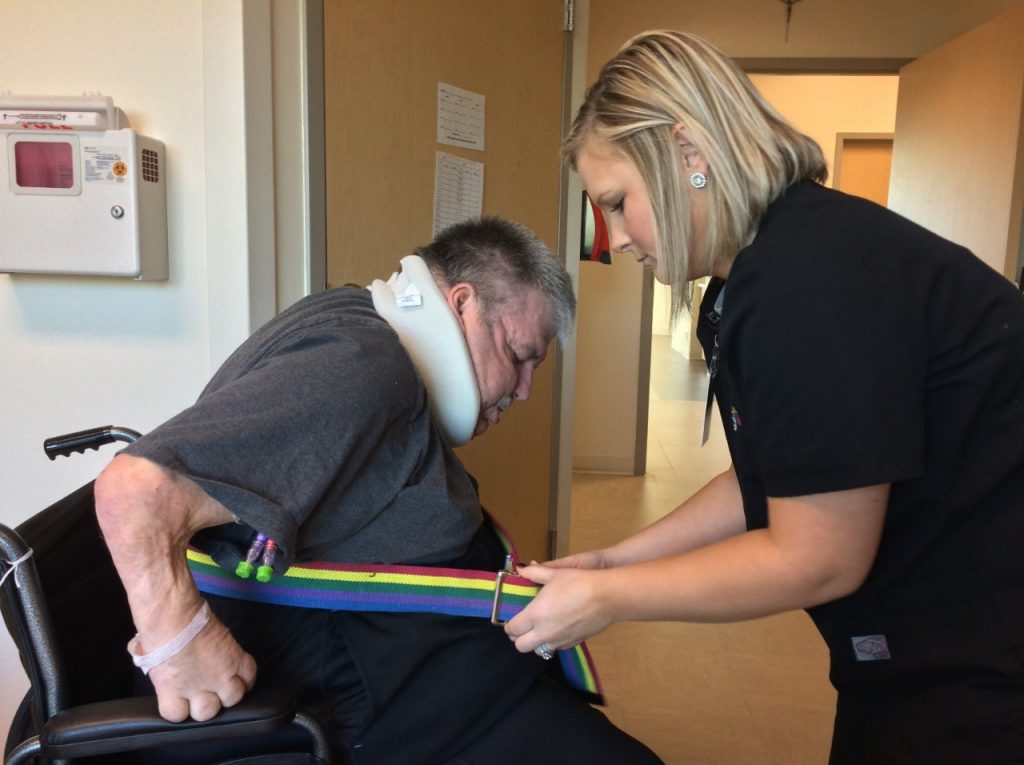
272,0,327,312
553,0,588,556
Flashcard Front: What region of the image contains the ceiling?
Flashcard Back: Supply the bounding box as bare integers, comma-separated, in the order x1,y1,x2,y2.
588,0,1024,71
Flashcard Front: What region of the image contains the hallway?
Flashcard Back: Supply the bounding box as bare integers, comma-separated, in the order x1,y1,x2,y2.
571,335,836,763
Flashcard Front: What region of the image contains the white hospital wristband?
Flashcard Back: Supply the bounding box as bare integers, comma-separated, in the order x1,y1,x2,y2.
127,601,211,675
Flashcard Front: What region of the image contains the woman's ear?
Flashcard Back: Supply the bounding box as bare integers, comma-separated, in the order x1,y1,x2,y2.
671,122,708,174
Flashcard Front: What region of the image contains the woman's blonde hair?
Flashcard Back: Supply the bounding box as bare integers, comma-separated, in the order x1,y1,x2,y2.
564,31,826,320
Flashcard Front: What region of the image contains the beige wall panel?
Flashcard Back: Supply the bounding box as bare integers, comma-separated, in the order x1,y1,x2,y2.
889,5,1024,278
324,0,565,559
573,257,645,472
585,0,1024,61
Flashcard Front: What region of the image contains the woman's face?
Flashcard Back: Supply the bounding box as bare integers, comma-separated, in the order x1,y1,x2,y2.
577,133,712,283
577,136,666,283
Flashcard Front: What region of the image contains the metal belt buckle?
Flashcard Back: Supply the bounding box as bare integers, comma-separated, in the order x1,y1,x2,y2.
489,554,517,625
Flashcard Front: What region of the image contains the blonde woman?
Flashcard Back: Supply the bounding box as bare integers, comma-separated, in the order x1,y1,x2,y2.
506,30,1024,763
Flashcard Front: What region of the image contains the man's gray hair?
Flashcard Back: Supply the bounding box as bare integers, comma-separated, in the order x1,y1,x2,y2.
415,216,576,345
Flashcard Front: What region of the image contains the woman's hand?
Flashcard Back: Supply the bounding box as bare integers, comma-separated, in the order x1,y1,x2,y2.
526,548,612,571
504,565,613,653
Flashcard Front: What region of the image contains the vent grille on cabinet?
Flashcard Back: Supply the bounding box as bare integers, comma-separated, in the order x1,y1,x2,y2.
141,148,159,183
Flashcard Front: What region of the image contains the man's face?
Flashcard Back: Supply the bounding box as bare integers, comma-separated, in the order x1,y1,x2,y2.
450,285,555,437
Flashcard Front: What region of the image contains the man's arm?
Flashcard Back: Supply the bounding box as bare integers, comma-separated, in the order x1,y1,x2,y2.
94,454,257,722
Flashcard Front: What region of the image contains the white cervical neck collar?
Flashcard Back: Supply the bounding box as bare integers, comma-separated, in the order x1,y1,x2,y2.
369,255,480,447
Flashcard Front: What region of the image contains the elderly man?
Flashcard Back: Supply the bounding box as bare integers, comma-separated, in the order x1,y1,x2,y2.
94,217,661,765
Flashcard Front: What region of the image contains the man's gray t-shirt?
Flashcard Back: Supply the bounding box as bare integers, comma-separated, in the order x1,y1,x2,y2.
124,287,482,572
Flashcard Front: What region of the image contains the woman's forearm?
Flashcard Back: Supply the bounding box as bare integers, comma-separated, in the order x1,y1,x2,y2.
603,466,747,567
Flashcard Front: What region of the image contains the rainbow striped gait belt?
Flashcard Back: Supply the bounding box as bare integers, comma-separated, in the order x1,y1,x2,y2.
186,548,603,703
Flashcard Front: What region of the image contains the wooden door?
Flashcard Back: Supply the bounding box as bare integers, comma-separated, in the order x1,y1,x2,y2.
323,0,568,560
834,135,893,208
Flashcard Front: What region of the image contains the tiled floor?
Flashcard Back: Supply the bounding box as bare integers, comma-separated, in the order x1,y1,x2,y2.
571,336,836,763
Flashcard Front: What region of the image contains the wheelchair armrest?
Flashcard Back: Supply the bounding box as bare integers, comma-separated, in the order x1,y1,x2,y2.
39,691,297,760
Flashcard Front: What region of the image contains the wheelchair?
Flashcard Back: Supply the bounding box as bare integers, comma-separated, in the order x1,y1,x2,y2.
1,427,335,764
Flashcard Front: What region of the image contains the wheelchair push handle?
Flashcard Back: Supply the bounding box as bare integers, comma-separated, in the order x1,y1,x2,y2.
43,426,142,460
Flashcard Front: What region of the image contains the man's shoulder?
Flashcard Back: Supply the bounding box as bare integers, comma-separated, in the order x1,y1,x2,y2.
254,287,401,355
208,287,410,393
276,286,386,331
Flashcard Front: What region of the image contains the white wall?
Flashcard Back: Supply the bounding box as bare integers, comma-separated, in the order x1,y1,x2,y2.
0,0,292,736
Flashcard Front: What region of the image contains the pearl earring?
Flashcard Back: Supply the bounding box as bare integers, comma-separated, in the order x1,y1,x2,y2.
689,172,708,189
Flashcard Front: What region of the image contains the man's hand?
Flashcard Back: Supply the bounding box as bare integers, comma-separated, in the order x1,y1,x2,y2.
95,454,255,722
144,613,257,722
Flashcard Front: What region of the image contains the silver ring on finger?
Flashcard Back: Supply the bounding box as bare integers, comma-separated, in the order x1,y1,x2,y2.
534,643,555,661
